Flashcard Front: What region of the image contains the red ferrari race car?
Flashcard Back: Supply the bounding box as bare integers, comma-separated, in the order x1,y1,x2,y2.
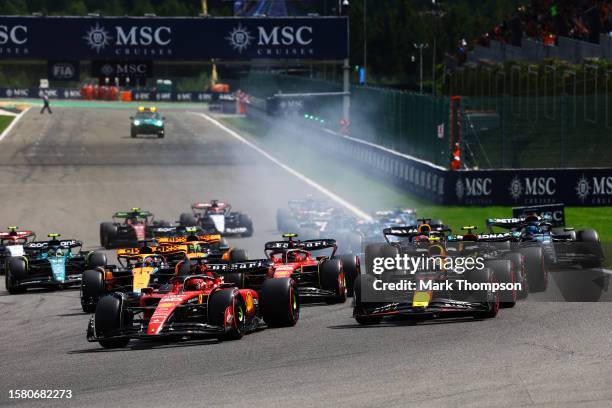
87,269,298,348
0,226,36,274
99,208,171,249
215,234,360,302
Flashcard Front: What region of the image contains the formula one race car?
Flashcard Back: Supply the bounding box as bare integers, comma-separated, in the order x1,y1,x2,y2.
100,208,168,249
0,226,36,274
87,270,299,348
354,226,503,325
179,200,253,237
156,231,249,263
276,197,336,239
5,234,106,294
81,250,177,313
215,233,360,301
130,106,165,138
486,214,604,291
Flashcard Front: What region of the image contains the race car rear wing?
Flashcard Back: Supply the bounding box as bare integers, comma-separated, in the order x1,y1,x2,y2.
24,239,82,250
512,203,565,227
264,239,337,251
486,218,527,230
447,232,518,242
113,210,153,220
205,259,272,273
0,229,36,240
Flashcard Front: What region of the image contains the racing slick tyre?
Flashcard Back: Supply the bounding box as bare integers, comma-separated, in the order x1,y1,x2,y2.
260,277,299,327
468,267,499,319
100,222,117,249
276,208,292,232
81,270,105,313
209,289,246,341
223,272,246,289
238,213,254,237
335,254,360,297
229,249,249,263
179,213,197,227
88,252,107,268
503,252,528,299
430,219,444,227
130,130,137,138
320,258,347,304
5,257,27,294
353,275,382,325
94,295,131,348
520,246,548,292
485,259,516,308
158,131,164,139
577,229,603,268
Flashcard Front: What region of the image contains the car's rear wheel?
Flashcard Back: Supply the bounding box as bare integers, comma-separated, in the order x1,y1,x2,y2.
353,276,382,325
88,252,107,268
485,259,516,308
468,267,499,319
81,270,105,313
520,246,548,292
334,254,360,297
229,249,248,263
320,259,347,304
577,229,603,268
179,213,198,227
5,257,27,294
503,251,528,299
239,213,254,237
223,272,246,289
260,278,299,327
95,295,131,348
100,222,117,249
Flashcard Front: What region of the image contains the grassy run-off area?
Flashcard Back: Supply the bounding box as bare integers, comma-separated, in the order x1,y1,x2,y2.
220,115,612,243
0,115,14,134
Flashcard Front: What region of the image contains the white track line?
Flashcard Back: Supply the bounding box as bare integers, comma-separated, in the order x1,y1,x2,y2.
0,107,31,142
190,112,372,221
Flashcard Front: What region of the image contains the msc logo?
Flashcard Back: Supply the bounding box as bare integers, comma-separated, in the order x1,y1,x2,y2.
84,24,171,52
257,26,313,46
575,175,612,202
509,176,556,200
0,25,27,44
226,24,254,53
227,24,313,53
456,177,491,200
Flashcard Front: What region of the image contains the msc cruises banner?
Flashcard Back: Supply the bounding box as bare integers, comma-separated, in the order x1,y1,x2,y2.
0,16,348,60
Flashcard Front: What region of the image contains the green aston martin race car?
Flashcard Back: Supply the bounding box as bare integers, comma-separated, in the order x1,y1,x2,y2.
130,106,165,138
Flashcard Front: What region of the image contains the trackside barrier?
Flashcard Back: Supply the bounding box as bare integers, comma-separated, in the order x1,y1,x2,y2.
247,106,612,206
0,88,233,102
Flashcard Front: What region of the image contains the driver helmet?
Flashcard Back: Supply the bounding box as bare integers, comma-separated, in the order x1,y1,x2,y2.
287,251,305,262
184,277,207,291
525,223,540,235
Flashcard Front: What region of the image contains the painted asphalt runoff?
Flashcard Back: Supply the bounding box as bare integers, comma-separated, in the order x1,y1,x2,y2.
1,107,612,407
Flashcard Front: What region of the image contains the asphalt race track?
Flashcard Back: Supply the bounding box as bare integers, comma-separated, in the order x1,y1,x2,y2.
2,107,612,408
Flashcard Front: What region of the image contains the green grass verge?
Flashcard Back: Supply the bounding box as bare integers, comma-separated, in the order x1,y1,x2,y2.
0,115,14,134
220,116,612,242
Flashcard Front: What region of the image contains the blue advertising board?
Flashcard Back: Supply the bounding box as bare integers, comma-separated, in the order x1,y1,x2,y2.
0,16,348,60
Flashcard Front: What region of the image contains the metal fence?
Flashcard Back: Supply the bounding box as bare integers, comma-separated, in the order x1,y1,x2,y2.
451,63,612,169
241,72,450,167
